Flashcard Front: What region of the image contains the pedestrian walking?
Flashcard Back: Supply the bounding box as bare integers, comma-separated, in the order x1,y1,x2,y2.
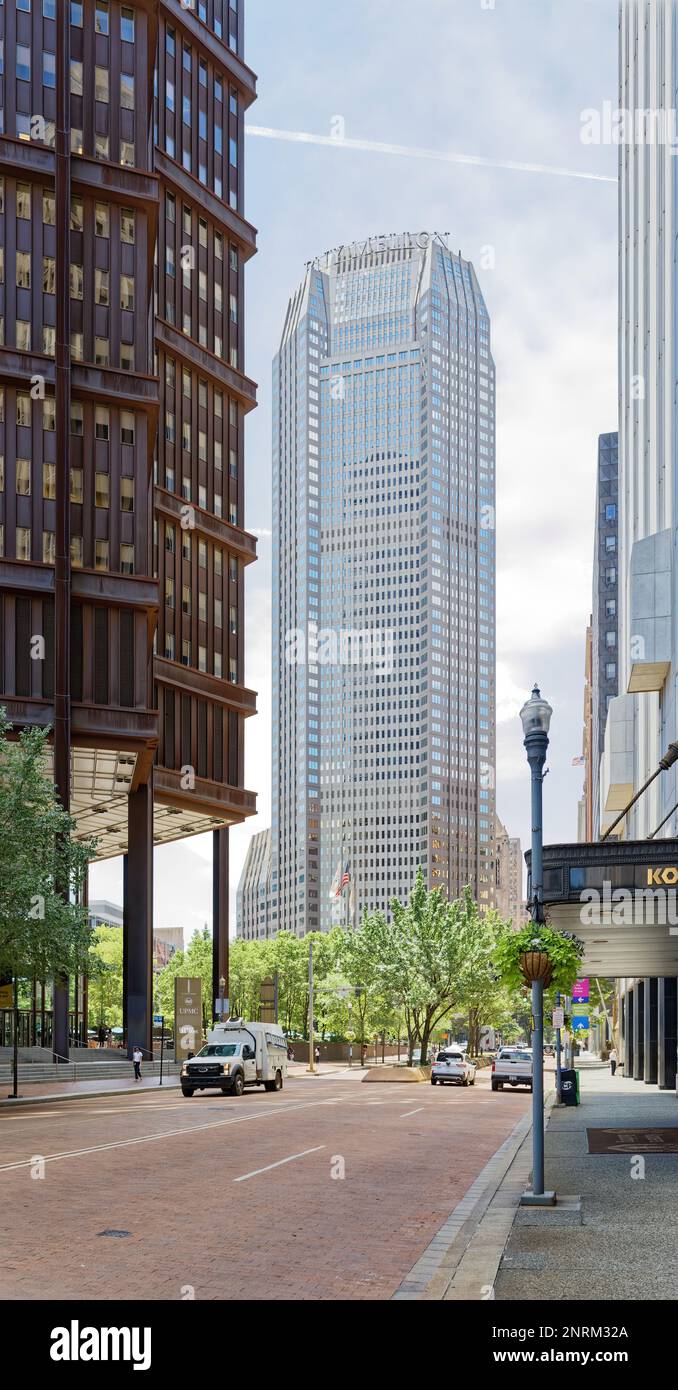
98,1025,106,1048
609,1046,618,1077
133,1045,143,1081
314,1045,320,1065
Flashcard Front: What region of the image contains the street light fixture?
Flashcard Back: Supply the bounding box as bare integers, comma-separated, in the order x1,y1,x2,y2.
519,685,556,1207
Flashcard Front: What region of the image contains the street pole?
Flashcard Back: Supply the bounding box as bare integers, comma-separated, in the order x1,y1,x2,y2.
159,1015,165,1087
9,980,21,1100
307,940,315,1073
555,991,562,1103
519,685,556,1207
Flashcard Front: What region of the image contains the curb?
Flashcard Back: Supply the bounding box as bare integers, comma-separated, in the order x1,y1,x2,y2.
392,1090,556,1301
0,1077,181,1110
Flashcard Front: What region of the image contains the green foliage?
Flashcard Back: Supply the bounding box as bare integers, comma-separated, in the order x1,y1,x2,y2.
87,925,123,1028
493,921,584,995
0,709,96,983
155,926,214,1031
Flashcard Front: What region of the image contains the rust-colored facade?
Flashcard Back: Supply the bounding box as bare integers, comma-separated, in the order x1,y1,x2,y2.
0,0,257,1057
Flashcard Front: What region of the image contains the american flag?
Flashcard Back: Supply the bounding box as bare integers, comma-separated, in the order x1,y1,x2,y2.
339,860,351,893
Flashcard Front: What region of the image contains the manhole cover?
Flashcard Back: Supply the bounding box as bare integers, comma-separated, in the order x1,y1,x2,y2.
97,1229,133,1238
587,1127,678,1154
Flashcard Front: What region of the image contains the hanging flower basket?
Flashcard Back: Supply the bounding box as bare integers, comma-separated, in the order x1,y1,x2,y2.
519,951,553,987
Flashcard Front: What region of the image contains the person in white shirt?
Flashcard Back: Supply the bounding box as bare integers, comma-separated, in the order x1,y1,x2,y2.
133,1046,143,1081
609,1047,618,1077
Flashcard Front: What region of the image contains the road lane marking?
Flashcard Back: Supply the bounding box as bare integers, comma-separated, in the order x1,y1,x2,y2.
233,1145,325,1183
400,1107,425,1118
0,1096,345,1173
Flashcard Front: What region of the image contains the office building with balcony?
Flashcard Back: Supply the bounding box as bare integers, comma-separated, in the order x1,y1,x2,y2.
0,0,257,1056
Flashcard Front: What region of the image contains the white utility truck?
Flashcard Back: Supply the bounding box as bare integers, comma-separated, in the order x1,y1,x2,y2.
180,1019,288,1098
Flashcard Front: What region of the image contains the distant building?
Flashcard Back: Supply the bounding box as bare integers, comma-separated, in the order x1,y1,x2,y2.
88,900,123,932
236,829,273,940
272,236,497,935
591,434,619,839
494,816,523,927
577,620,594,842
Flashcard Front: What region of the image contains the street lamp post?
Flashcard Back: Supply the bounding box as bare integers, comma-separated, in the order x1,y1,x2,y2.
519,684,556,1207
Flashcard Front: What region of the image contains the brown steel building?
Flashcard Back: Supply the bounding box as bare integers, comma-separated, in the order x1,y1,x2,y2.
0,0,257,1058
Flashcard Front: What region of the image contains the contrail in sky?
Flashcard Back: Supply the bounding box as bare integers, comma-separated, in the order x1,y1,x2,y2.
245,124,617,184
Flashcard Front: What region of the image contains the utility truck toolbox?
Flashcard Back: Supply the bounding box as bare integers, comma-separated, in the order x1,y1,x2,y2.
180,1019,287,1098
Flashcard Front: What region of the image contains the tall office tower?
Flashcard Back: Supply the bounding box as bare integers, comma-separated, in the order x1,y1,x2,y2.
591,434,619,838
601,2,677,839
236,827,273,940
494,815,523,927
0,0,257,1055
272,233,496,936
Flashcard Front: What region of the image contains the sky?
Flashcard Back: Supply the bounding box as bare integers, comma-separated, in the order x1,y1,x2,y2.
91,0,620,938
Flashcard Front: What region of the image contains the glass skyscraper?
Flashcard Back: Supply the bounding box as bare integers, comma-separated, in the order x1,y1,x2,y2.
270,233,496,936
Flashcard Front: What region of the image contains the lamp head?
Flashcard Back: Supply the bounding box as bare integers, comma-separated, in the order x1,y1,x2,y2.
519,684,553,738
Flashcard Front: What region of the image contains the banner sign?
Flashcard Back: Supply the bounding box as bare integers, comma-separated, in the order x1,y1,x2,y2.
552,1007,565,1029
260,975,276,1023
174,977,203,1056
572,979,590,1003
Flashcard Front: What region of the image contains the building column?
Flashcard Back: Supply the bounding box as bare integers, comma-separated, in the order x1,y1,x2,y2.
123,776,153,1059
52,6,72,1065
212,828,229,1020
643,977,658,1084
632,979,645,1080
657,977,677,1091
625,986,634,1075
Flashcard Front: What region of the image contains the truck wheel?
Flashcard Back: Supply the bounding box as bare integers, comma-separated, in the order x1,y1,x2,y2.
491,1080,501,1091
431,1077,437,1085
181,1087,194,1098
462,1076,468,1087
232,1072,245,1097
274,1069,283,1090
469,1077,475,1086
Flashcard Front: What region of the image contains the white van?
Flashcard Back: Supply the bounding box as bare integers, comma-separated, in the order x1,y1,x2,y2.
180,1019,288,1098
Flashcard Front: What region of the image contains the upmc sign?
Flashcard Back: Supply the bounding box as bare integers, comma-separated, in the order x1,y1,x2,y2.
174,977,203,1058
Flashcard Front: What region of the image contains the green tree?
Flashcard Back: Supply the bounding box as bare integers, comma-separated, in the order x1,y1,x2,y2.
0,710,95,986
88,926,123,1029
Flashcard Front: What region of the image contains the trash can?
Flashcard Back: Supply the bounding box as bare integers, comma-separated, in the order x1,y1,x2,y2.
560,1068,579,1106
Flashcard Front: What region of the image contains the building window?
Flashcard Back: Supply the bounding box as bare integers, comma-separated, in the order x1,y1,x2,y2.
43,531,56,563
121,478,134,512
605,662,616,680
16,459,31,496
95,540,109,570
95,473,110,508
43,463,56,499
95,406,110,440
16,528,32,561
70,467,84,502
120,544,134,575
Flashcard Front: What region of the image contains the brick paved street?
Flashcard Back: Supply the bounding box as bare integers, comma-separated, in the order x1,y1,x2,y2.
0,1070,530,1301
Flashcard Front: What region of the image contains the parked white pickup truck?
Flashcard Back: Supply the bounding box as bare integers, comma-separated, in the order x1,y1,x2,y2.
430,1048,477,1087
180,1019,288,1098
491,1047,533,1092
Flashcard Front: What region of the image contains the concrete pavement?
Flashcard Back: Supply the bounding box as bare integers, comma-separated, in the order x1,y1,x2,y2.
493,1067,678,1300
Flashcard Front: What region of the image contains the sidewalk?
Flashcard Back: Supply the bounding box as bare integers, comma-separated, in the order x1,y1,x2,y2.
0,1073,181,1107
494,1067,678,1301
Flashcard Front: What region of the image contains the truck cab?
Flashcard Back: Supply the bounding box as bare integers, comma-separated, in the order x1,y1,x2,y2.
180,1019,288,1098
